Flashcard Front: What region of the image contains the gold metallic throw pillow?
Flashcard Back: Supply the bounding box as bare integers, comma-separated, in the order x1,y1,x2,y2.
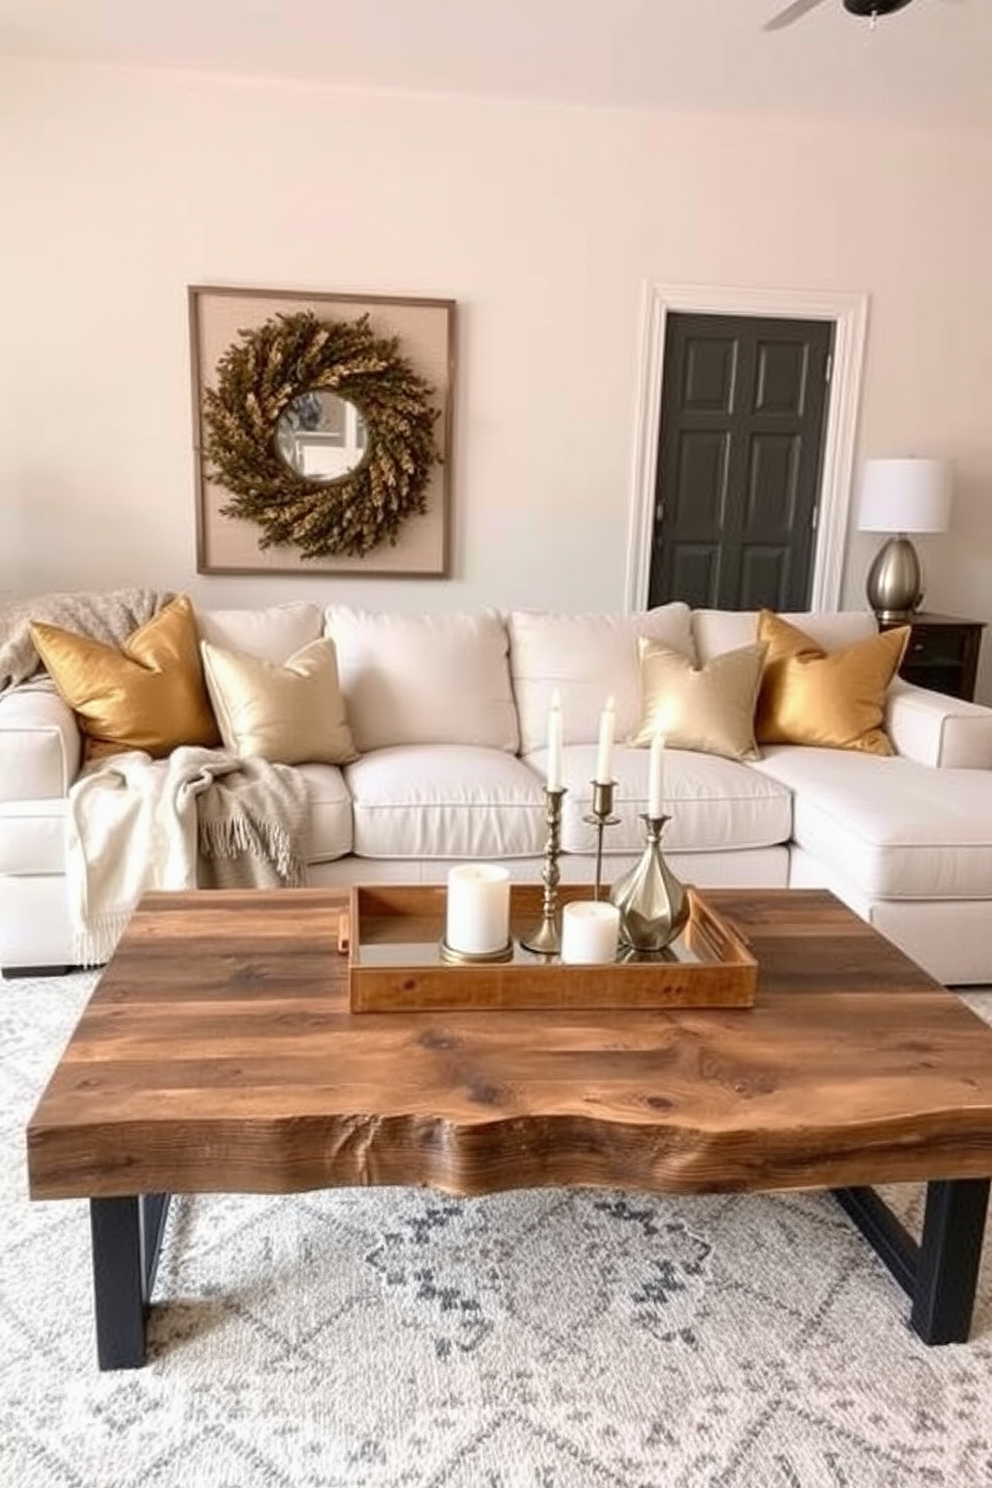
200,637,358,766
30,594,221,760
755,610,910,755
629,639,768,761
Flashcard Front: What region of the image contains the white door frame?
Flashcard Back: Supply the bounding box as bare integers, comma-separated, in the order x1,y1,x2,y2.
624,281,869,614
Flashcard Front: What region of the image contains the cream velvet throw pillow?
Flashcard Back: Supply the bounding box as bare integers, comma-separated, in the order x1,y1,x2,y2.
629,639,767,761
200,637,358,766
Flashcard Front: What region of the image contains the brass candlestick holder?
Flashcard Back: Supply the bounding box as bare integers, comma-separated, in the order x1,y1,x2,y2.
520,786,566,955
609,813,689,952
582,779,620,901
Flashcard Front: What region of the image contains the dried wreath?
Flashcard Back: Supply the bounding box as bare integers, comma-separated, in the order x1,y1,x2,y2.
202,310,440,559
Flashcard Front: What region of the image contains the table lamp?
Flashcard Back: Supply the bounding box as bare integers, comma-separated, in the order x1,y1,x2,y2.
858,458,952,622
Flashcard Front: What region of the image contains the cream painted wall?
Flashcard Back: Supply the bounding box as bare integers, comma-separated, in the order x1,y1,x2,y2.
2,59,991,698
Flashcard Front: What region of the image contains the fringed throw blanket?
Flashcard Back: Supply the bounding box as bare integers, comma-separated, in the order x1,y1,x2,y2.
0,586,171,694
66,746,310,966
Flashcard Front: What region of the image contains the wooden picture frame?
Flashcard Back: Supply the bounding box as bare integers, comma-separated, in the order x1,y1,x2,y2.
189,286,456,577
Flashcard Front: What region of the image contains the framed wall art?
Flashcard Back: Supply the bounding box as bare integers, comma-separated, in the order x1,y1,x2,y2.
188,286,456,577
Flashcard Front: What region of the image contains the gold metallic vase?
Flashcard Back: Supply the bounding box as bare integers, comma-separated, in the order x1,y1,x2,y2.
609,814,689,952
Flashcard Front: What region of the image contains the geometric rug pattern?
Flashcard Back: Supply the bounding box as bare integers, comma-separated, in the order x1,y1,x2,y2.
2,973,991,1488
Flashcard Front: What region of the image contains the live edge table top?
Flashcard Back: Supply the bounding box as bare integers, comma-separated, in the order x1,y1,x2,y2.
25,887,992,1204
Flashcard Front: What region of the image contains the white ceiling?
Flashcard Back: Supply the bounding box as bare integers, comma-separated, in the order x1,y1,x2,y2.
0,0,988,130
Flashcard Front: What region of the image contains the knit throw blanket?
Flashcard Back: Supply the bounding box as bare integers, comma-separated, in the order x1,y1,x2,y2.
66,746,310,966
0,586,171,694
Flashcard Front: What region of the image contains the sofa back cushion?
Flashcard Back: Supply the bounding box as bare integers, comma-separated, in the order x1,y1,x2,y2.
324,606,519,753
508,604,695,753
196,602,324,663
692,609,877,665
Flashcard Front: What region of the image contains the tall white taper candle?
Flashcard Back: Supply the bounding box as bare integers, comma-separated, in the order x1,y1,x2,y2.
546,689,564,791
595,696,616,785
647,732,666,817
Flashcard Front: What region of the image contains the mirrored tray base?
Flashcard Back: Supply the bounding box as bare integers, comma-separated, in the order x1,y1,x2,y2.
343,884,757,1014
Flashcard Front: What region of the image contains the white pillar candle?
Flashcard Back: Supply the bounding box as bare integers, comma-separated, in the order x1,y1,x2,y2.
546,689,564,791
595,695,616,784
647,732,666,818
560,900,621,965
446,864,511,955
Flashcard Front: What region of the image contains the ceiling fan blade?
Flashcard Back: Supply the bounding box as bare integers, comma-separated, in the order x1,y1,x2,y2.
763,0,832,31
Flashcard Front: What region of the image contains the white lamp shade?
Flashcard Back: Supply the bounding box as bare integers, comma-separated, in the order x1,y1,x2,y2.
858,458,952,534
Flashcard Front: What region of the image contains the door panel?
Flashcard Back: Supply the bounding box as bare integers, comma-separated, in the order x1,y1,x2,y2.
683,339,736,410
669,547,719,603
649,313,833,613
740,548,789,605
754,339,809,413
746,435,800,527
674,432,729,528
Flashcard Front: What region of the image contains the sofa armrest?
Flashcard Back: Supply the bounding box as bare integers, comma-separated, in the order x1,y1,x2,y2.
886,680,992,769
0,680,81,800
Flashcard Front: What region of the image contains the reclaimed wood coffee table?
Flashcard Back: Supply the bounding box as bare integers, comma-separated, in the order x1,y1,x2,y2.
26,886,992,1370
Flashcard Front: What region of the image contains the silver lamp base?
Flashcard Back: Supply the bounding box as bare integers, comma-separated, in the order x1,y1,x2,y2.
865,535,923,623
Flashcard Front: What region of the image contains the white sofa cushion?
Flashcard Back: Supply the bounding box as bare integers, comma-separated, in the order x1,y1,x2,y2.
0,680,82,800
296,763,353,863
533,743,793,855
196,603,324,662
508,604,695,754
310,846,790,891
345,745,546,860
326,607,519,754
692,609,877,664
756,745,992,899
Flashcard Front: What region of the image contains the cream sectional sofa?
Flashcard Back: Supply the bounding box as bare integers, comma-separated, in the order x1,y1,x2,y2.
2,599,992,984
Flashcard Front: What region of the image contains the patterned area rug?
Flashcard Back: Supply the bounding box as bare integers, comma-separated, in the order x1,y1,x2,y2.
3,974,992,1488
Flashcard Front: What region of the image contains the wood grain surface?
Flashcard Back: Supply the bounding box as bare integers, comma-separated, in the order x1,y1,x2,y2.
26,887,992,1202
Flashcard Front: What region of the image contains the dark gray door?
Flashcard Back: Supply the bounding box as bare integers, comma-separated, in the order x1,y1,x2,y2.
648,312,834,611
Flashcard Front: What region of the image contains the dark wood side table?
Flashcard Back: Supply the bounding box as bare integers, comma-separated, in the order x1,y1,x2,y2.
879,612,986,702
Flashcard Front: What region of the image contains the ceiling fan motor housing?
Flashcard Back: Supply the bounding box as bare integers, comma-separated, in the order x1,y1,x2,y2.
843,0,914,16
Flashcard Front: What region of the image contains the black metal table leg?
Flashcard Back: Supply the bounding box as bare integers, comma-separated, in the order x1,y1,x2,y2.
833,1178,990,1346
833,1185,917,1292
90,1193,171,1370
911,1178,990,1345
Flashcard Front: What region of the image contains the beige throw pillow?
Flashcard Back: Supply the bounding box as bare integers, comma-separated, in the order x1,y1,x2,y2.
629,639,767,761
200,637,358,766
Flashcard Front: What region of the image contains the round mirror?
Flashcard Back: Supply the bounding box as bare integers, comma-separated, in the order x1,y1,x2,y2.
274,390,370,483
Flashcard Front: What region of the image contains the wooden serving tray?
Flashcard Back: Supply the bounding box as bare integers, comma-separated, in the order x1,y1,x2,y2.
344,883,756,1013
